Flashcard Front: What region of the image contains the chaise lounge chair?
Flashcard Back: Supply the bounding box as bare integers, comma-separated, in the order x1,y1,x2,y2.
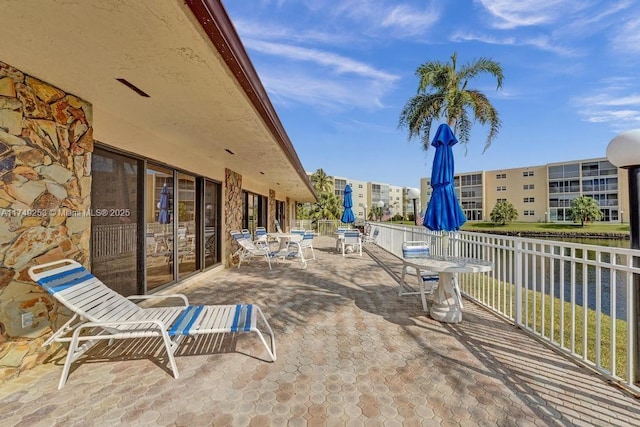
28,259,276,389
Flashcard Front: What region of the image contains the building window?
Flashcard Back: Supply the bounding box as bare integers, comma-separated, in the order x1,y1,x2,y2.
524,197,535,203
523,210,535,216
497,186,506,191
496,173,506,179
358,184,363,189
523,184,535,190
497,198,506,203
523,171,534,177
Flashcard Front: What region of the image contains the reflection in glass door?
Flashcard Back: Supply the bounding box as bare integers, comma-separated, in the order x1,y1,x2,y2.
204,180,220,268
177,173,197,279
91,148,140,296
146,165,174,290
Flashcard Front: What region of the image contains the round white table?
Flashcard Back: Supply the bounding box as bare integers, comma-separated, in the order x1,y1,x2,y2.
401,255,493,323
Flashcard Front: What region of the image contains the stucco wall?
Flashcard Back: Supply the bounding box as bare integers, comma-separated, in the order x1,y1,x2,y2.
0,61,93,384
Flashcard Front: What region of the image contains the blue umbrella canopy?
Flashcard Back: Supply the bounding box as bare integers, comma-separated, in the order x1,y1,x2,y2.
157,183,170,225
340,184,356,224
423,124,467,231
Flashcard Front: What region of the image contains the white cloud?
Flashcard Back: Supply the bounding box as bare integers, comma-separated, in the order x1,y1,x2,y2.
475,0,584,29
380,4,440,36
611,16,640,53
232,19,351,46
450,31,577,56
244,39,399,83
575,84,640,128
329,0,441,37
582,109,640,124
258,71,392,111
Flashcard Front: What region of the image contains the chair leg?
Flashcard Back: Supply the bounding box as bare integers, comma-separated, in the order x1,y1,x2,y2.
161,331,180,379
58,329,81,389
254,306,277,361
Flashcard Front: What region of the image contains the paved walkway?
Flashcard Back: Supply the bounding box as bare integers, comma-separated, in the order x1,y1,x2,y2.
2,237,639,426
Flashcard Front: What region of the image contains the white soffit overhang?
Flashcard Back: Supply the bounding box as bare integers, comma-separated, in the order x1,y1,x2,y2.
0,0,316,202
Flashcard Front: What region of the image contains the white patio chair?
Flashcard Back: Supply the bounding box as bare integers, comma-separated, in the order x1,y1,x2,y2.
362,226,379,245
28,259,276,389
279,233,308,269
342,230,362,256
335,227,349,252
298,231,316,260
399,241,439,306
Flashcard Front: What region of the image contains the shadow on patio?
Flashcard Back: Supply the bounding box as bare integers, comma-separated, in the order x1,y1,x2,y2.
1,236,639,426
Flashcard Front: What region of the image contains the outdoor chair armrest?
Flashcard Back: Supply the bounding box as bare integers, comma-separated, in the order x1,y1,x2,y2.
126,294,189,306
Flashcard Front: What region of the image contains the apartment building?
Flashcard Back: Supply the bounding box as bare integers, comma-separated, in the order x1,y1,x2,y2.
420,157,629,223
333,176,368,218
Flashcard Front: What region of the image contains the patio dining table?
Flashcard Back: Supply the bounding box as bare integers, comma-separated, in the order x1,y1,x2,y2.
268,232,307,268
401,255,493,323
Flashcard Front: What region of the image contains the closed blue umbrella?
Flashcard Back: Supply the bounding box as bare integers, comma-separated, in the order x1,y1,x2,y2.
340,184,356,224
423,124,466,231
158,183,170,225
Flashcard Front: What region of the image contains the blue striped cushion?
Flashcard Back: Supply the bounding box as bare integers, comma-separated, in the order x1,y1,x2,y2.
231,304,252,332
169,305,204,336
403,246,430,258
36,266,94,294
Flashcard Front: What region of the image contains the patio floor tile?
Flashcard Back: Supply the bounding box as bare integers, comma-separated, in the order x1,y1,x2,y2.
1,236,639,426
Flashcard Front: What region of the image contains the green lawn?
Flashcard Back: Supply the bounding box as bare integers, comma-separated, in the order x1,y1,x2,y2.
390,220,629,235
460,221,629,234
465,275,629,378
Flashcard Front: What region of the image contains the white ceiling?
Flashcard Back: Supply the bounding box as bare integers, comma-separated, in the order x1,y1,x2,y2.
0,0,316,202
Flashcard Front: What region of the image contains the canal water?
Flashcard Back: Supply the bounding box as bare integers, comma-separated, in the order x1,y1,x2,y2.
529,236,631,320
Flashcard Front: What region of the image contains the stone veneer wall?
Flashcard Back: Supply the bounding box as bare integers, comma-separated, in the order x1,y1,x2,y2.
0,61,93,384
268,189,276,232
224,168,242,267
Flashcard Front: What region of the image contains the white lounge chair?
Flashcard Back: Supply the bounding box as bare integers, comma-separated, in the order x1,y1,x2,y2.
254,226,268,247
28,259,276,389
236,237,279,269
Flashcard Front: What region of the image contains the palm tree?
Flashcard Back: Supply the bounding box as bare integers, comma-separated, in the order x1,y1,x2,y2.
311,192,342,221
310,168,333,194
569,196,603,227
399,52,504,152
490,201,518,225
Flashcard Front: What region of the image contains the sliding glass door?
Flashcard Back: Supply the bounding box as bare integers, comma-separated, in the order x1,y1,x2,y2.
91,148,141,296
146,165,174,290
92,145,222,294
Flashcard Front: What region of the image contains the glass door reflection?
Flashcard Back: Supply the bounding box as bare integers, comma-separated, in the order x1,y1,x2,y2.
146,166,174,290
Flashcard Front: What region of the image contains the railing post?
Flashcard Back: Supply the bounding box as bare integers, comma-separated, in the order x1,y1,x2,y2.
514,239,523,326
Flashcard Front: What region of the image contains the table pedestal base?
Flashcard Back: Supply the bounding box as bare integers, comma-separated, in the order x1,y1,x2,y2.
429,303,462,323
429,272,462,324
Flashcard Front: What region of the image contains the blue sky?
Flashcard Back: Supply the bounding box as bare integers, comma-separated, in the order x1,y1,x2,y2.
223,0,640,188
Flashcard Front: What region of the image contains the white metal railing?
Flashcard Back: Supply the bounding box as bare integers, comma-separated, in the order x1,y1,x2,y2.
371,222,640,393
92,223,137,258
292,219,314,231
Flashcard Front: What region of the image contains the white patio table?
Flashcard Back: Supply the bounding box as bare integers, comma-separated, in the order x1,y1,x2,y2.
267,233,307,268
401,255,493,324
